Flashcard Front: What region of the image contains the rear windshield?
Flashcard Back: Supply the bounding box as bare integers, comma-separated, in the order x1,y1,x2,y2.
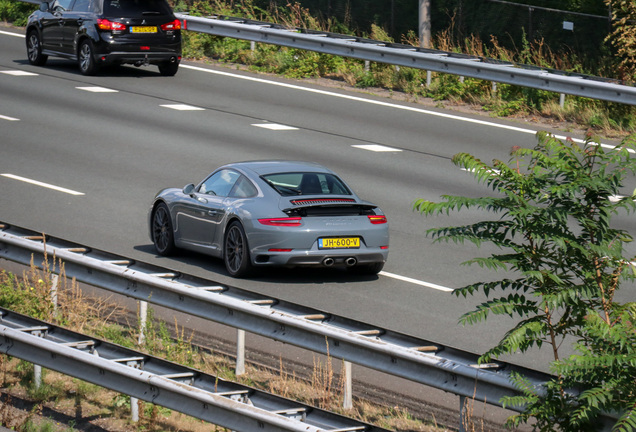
103,0,173,16
262,172,352,196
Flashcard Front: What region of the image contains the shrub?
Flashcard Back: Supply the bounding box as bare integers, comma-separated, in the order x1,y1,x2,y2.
0,0,37,26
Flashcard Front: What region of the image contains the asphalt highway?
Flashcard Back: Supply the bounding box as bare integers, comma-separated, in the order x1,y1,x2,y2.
1,22,635,429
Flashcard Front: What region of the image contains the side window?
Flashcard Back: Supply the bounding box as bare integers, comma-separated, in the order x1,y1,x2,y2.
198,169,240,197
71,0,91,12
52,0,74,11
229,175,258,198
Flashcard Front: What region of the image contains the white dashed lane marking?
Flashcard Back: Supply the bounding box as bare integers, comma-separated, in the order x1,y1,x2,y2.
380,271,454,292
160,104,205,111
353,144,401,152
252,123,298,130
0,30,23,38
0,70,38,76
0,115,19,121
76,86,119,93
1,174,85,196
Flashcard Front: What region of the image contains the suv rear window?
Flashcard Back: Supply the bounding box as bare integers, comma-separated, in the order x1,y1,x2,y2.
103,0,173,16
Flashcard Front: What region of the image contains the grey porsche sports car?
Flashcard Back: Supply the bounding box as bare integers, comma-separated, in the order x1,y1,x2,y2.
149,160,389,277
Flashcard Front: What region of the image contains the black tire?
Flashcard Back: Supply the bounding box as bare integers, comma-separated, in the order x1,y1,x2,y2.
158,60,179,76
224,221,253,278
348,262,384,275
78,39,98,76
26,30,48,66
151,203,176,256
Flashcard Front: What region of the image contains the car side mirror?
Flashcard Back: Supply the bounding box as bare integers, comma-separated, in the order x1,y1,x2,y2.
182,183,196,196
40,1,50,11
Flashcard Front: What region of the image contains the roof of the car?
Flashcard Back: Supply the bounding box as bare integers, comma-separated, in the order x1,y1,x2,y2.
227,160,332,176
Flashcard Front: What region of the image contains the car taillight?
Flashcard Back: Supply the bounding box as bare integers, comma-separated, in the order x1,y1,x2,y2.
368,215,387,224
269,248,293,252
258,217,302,227
161,19,181,31
97,19,126,31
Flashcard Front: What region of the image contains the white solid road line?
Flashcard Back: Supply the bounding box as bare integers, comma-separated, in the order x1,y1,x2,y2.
1,174,85,196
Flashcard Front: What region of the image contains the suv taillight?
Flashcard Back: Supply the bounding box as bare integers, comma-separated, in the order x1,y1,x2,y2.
160,19,181,31
97,19,127,31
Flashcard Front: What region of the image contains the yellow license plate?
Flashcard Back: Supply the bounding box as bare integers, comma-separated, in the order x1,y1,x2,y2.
131,26,157,33
319,237,360,249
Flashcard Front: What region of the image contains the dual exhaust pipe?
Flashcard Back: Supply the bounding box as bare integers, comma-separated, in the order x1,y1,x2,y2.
322,257,357,267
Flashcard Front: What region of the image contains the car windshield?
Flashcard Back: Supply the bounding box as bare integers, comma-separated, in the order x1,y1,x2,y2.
103,0,172,16
262,172,352,196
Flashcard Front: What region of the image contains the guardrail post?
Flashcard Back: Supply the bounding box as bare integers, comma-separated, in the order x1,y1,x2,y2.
133,301,147,423
138,300,147,345
458,395,466,432
426,70,432,87
131,397,139,422
343,360,352,410
50,274,59,315
364,60,370,72
34,364,42,389
250,40,255,52
236,329,246,376
492,81,497,96
560,93,566,108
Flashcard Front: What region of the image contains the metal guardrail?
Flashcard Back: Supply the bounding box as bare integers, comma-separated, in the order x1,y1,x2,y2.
0,307,388,432
176,13,636,105
12,0,636,104
0,221,553,412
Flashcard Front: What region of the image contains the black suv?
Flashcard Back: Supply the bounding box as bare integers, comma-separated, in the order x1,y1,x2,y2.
26,0,182,76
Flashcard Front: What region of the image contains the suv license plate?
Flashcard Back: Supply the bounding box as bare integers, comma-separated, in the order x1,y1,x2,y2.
131,26,157,33
319,237,360,249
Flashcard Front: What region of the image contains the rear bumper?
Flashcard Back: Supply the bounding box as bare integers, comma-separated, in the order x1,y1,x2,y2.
252,250,388,267
96,50,180,66
245,217,389,268
95,34,181,65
